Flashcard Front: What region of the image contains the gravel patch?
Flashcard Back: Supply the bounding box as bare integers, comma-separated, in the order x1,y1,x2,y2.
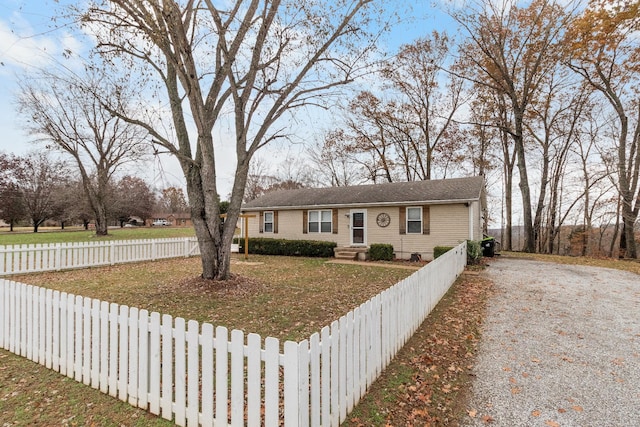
465,257,640,427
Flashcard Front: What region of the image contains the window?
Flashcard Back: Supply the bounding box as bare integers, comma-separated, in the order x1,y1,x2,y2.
406,207,422,233
308,210,332,233
263,211,274,233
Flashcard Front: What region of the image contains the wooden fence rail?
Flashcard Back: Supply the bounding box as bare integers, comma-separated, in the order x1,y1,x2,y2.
0,241,467,426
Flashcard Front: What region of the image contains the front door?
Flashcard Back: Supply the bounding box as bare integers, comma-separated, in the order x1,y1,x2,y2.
350,210,366,246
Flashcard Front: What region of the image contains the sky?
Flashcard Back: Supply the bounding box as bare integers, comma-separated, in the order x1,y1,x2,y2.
0,0,460,198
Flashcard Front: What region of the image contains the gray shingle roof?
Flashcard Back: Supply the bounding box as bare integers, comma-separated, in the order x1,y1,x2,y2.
242,176,484,210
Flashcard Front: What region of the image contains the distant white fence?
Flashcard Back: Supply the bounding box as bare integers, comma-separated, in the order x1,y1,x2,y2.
0,242,467,426
0,238,206,276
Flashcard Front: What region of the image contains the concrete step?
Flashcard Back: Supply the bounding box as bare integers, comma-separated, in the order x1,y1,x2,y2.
334,252,358,260
333,247,368,261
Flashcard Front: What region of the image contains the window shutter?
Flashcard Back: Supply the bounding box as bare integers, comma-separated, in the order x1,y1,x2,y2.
259,211,264,233
302,210,308,234
274,211,279,234
423,206,430,235
399,207,406,235
332,209,338,234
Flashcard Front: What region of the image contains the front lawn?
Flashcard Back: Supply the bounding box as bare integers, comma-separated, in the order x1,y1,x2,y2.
14,255,412,342
0,226,196,246
1,255,415,425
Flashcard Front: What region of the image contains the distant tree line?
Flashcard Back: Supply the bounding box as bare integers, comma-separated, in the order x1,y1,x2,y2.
0,151,189,233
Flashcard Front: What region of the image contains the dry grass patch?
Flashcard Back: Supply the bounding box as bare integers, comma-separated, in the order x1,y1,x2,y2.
12,254,413,343
502,251,640,276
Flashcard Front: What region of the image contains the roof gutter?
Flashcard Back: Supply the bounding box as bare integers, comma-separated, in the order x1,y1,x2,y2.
241,197,480,212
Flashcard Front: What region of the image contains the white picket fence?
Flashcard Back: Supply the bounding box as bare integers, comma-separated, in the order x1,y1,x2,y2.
0,238,204,276
0,241,467,427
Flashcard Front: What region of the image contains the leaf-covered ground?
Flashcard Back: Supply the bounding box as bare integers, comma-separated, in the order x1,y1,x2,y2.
343,270,493,426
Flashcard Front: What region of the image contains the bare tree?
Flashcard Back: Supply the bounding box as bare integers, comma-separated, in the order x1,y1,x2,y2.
18,70,149,235
380,32,466,180
0,153,26,231
16,152,70,233
453,0,576,252
307,132,366,187
157,186,189,213
75,0,385,280
567,0,640,258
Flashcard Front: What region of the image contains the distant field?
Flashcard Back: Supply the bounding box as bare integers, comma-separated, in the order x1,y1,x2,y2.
0,226,196,246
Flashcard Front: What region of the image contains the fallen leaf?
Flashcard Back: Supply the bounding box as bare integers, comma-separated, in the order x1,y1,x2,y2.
511,387,521,395
572,405,583,412
558,408,566,413
545,421,560,427
502,366,512,372
532,410,541,417
468,409,478,418
531,358,541,363
509,377,517,384
482,414,494,424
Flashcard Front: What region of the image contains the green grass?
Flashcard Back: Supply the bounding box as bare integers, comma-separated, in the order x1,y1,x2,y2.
0,226,196,246
2,255,413,425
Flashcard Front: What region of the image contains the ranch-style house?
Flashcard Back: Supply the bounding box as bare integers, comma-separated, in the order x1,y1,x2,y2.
241,176,486,260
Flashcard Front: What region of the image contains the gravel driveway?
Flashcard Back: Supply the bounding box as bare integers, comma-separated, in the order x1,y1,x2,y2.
464,257,640,427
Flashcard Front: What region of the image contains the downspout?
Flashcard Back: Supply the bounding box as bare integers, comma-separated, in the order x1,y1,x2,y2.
469,201,474,240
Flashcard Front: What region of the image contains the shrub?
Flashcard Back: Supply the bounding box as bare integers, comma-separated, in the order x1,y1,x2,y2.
368,243,394,261
433,246,454,259
467,240,482,264
238,237,336,257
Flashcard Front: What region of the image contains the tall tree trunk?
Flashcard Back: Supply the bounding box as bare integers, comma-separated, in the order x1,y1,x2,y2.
610,197,621,258
504,171,513,251
513,115,535,253
534,141,550,253
94,204,109,236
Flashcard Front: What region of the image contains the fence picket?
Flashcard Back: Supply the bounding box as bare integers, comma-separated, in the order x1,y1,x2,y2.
215,326,228,427
264,337,280,427
174,317,187,426
100,301,109,393
160,314,173,420
91,299,101,389
108,303,119,396
247,333,261,427
231,329,244,427
309,333,320,427
148,312,161,414
52,291,60,371
138,309,150,410
118,305,129,401
65,293,75,377
187,320,200,426
320,326,331,427
200,323,214,427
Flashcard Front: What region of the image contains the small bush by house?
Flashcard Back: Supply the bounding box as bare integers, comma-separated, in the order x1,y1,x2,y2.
239,237,337,257
434,246,454,259
368,243,394,261
467,240,482,264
